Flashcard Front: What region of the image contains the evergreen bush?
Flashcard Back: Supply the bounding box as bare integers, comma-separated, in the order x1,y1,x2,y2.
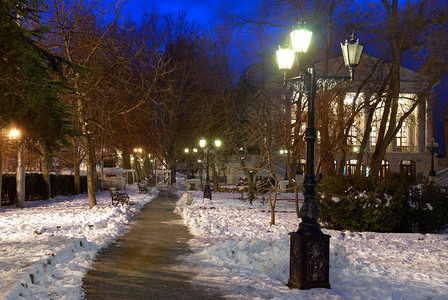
316,175,447,233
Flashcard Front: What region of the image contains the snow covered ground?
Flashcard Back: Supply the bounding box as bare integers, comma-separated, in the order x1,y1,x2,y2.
0,186,158,299
0,186,447,299
175,190,448,300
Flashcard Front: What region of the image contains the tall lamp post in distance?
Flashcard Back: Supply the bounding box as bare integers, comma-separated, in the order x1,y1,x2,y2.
133,147,143,182
9,128,25,208
276,24,363,289
199,139,222,200
427,138,439,179
184,148,199,178
279,149,288,180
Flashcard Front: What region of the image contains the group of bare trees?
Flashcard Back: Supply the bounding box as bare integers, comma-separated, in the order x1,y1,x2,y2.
2,0,446,209
1,0,233,208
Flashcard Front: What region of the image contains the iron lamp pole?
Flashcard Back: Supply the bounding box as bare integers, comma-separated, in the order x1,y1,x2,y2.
428,138,439,178
276,24,363,290
199,139,222,200
280,149,288,180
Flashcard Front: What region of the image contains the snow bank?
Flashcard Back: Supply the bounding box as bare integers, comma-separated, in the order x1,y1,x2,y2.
175,191,448,299
0,187,157,299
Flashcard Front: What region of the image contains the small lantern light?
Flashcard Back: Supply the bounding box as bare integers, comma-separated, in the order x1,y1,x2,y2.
214,139,222,148
341,31,364,80
199,139,206,148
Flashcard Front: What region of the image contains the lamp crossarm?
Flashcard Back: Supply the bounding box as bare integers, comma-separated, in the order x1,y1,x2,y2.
285,71,350,93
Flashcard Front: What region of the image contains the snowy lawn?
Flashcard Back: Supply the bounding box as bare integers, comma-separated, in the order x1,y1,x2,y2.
0,186,446,299
0,186,158,299
175,190,448,299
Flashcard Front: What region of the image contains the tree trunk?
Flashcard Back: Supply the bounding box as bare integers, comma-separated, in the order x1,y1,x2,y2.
40,147,51,199
0,145,2,207
444,103,448,158
84,134,97,208
78,93,97,208
134,154,142,182
74,159,80,195
269,191,277,226
242,169,256,204
212,164,218,193
16,141,25,208
171,167,176,186
121,145,131,169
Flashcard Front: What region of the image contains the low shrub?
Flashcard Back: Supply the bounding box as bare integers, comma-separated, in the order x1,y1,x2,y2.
316,175,447,233
409,179,448,233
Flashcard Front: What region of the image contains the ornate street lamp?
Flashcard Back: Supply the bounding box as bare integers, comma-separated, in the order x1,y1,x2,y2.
276,23,363,290
427,138,439,178
199,139,222,200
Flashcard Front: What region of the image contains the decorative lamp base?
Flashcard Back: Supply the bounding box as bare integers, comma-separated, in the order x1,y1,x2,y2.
287,231,331,290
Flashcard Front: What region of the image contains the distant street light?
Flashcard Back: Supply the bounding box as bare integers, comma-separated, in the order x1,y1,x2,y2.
276,23,363,289
427,138,439,178
279,149,288,180
199,139,222,200
133,147,144,182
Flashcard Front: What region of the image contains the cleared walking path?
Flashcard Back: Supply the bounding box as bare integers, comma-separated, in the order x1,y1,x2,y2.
82,189,222,299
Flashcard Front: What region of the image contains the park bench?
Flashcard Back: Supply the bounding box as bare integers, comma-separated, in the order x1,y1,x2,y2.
137,182,148,194
109,187,129,205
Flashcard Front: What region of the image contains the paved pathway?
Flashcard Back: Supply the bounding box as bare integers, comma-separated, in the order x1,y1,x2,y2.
82,189,222,299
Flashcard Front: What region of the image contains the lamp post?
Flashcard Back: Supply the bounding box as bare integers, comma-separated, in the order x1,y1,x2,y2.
276,24,363,289
199,139,222,200
280,149,288,180
9,128,25,208
427,138,439,178
184,148,198,178
133,147,143,182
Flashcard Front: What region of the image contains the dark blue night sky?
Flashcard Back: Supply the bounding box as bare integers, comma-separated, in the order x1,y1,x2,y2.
121,0,258,25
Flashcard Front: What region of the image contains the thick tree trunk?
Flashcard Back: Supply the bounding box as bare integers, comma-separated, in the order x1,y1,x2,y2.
16,141,25,208
0,146,2,207
212,164,218,193
84,134,97,208
74,159,80,195
170,164,176,185
444,104,448,158
242,168,256,204
121,145,131,169
134,155,142,182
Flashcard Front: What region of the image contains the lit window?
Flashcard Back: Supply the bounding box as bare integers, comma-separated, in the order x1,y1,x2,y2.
370,127,377,146
348,126,358,145
397,123,407,147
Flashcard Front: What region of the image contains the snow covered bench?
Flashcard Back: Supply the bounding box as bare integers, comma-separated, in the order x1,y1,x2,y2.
109,187,129,205
137,182,148,194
